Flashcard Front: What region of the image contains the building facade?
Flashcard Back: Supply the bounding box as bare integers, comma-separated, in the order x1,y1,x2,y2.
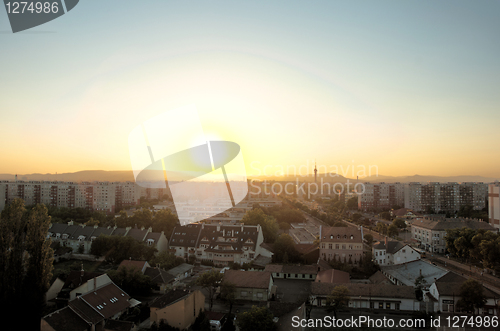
405,182,488,214
411,217,496,253
169,223,271,266
488,183,500,230
319,226,364,264
372,238,421,266
358,182,404,211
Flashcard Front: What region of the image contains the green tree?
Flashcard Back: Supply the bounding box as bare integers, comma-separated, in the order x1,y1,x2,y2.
149,251,184,270
272,233,300,263
196,269,223,310
414,275,428,301
346,197,358,210
376,222,387,235
325,285,350,318
108,266,154,295
379,211,391,221
241,208,279,243
0,200,54,331
455,279,487,314
152,209,179,239
220,281,236,315
392,218,407,229
387,224,399,237
363,234,373,246
237,306,277,331
90,235,157,264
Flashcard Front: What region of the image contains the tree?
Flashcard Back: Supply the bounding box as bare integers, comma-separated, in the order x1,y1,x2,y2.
455,279,487,314
364,234,373,246
90,235,157,263
149,251,184,270
0,200,54,331
237,306,277,331
392,218,407,230
196,269,223,310
379,212,391,221
332,221,348,227
272,233,300,263
241,209,279,243
220,281,236,315
376,222,387,235
387,224,399,237
325,285,350,318
346,197,358,210
108,266,154,295
352,213,363,223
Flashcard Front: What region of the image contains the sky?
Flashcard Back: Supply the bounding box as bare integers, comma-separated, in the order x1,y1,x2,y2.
1,1,500,178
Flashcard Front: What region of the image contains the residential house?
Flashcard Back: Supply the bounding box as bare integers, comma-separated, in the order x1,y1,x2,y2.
310,282,419,311
169,223,272,266
265,264,318,280
318,226,363,264
372,238,421,266
42,282,135,331
381,260,448,287
411,217,496,253
47,222,169,255
167,263,194,282
55,270,112,307
223,270,274,301
144,267,176,293
150,289,205,329
427,272,500,315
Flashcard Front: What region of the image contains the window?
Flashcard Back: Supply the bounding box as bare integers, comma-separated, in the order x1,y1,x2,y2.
257,292,263,298
335,244,339,249
386,302,391,309
241,291,247,297
378,302,383,309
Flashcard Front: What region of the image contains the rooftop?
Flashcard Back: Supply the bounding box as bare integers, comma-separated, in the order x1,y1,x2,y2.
315,269,350,284
223,270,272,289
381,260,448,286
150,289,193,308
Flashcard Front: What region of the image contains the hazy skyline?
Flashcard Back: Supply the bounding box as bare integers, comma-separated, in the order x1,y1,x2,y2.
1,1,500,177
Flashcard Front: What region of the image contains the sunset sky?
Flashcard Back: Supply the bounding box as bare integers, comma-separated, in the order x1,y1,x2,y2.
1,1,499,178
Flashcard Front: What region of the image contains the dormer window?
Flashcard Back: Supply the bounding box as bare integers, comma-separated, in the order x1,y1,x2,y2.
330,235,333,239
147,239,154,246
350,235,354,240
55,233,61,239
62,234,68,239
78,235,85,242
91,236,96,242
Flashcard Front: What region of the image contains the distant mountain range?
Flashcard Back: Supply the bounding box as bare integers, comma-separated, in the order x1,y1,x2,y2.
0,171,498,184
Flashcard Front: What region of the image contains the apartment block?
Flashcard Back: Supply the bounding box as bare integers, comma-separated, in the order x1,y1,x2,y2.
488,182,500,229
169,223,272,266
0,180,142,213
358,182,405,211
405,182,488,214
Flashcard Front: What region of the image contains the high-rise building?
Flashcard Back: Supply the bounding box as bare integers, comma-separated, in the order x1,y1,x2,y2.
488,182,500,229
0,180,141,213
405,182,487,214
358,182,405,211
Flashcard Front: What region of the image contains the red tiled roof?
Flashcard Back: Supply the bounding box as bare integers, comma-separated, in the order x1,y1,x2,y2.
118,260,148,272
79,283,131,319
223,270,272,289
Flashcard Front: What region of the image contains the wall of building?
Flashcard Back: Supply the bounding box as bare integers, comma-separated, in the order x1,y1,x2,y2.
150,291,205,330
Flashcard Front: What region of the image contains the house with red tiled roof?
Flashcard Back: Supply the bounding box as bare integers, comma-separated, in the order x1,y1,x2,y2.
319,226,363,264
42,282,136,331
223,270,275,301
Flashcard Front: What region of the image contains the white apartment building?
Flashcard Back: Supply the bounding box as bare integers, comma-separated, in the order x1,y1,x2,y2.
488,182,500,230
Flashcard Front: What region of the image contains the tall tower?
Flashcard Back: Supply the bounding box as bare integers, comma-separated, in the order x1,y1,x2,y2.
314,161,317,183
